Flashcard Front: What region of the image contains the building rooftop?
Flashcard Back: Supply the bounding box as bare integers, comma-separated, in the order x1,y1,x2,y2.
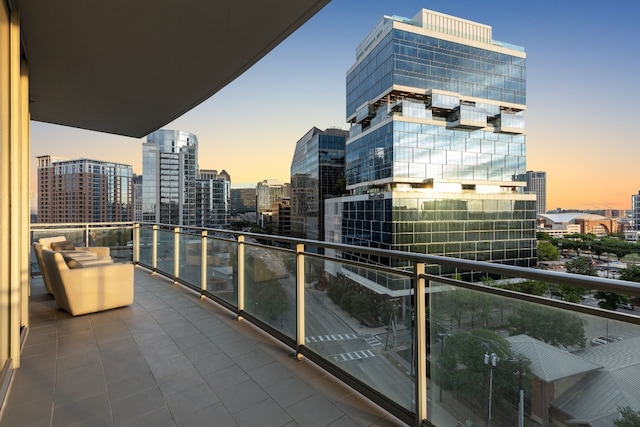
0,269,404,427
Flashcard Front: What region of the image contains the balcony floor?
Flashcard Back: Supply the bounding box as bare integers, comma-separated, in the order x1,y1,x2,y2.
1,267,405,427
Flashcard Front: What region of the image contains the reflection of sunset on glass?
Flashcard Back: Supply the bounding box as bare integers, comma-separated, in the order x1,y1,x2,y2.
29,1,640,211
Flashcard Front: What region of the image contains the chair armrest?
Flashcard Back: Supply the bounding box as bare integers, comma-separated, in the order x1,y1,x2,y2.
81,247,111,257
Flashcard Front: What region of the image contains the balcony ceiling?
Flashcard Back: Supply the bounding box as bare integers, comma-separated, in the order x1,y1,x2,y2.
15,0,330,138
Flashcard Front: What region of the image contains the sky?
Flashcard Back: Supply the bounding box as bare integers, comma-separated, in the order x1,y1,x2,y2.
29,1,640,211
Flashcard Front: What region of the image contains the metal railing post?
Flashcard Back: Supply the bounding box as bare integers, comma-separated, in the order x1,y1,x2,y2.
295,243,305,360
237,235,245,320
173,227,180,280
133,223,140,263
84,223,90,247
201,230,208,296
414,262,427,426
152,225,158,271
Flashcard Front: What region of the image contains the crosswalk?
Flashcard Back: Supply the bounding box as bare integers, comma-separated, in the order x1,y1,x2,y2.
305,333,358,343
332,349,376,363
305,334,384,363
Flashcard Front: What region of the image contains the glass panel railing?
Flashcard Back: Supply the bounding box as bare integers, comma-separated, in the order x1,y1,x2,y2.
305,256,416,412
29,223,640,427
428,272,640,427
139,226,153,266
179,233,201,287
244,243,296,337
90,226,133,262
205,237,238,306
156,229,174,275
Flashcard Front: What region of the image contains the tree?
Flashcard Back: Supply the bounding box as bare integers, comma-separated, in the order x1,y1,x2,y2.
536,231,552,241
620,265,640,283
439,329,530,414
508,304,586,349
615,406,640,427
537,241,560,261
497,280,548,297
594,291,629,310
565,256,597,276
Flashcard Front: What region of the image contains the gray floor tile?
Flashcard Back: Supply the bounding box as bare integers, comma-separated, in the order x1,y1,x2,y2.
218,380,269,414
1,270,406,427
164,382,219,423
203,364,250,392
266,375,317,408
286,394,343,427
111,386,167,424
52,392,111,427
233,398,292,427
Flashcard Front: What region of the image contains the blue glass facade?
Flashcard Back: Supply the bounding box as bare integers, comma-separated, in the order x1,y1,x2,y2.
290,127,348,240
346,29,525,119
340,9,536,268
142,130,198,226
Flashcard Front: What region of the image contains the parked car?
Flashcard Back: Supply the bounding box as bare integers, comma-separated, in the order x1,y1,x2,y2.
590,338,609,346
619,302,634,310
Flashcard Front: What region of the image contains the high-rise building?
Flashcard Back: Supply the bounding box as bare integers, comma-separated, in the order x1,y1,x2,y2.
231,188,258,215
142,129,198,226
37,155,133,223
339,8,536,267
133,174,143,222
272,197,292,236
256,179,289,214
290,127,348,241
516,171,546,215
632,191,640,231
196,169,231,230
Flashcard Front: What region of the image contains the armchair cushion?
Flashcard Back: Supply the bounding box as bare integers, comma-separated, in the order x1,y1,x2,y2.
39,236,111,257
42,249,134,316
50,240,76,251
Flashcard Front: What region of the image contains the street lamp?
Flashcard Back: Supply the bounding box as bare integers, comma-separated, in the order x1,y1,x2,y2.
484,352,498,427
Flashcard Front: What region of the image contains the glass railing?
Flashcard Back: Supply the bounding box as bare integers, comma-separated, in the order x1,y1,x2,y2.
30,222,640,427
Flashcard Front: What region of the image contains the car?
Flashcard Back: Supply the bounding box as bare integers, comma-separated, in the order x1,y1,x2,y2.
591,338,609,346
619,302,634,310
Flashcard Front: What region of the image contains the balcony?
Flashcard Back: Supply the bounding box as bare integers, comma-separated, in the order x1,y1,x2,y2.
2,222,640,427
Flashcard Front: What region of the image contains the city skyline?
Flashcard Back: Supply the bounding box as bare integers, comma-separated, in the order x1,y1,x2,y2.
29,1,640,210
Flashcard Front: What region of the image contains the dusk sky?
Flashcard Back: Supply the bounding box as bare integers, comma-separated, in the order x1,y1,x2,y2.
30,1,640,211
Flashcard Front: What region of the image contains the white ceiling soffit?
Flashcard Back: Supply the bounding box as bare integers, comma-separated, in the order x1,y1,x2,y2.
16,0,330,138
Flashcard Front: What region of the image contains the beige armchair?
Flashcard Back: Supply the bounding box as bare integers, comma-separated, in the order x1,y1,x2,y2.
38,236,110,257
41,249,134,316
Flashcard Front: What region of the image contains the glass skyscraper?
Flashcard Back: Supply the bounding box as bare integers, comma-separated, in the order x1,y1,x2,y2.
340,9,536,267
142,129,198,226
196,169,231,230
290,127,348,241
515,171,547,215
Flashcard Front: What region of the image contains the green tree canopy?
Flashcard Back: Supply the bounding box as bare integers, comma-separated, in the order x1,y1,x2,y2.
594,291,629,311
440,329,527,404
565,256,597,276
508,304,586,349
537,241,560,261
620,264,640,283
615,406,640,427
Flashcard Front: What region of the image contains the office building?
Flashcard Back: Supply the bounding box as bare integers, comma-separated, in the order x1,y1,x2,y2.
133,174,143,222
290,127,348,240
256,179,289,214
142,129,198,226
272,197,292,236
633,191,640,231
516,170,546,215
37,155,133,223
340,8,536,267
231,187,258,215
196,169,231,230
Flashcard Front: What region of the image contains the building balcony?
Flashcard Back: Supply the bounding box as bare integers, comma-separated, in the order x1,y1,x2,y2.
2,222,640,427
